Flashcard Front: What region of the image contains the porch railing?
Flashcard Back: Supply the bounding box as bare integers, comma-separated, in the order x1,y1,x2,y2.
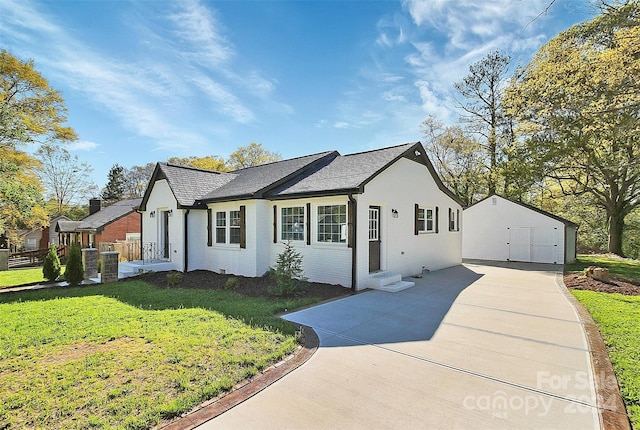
141,242,172,263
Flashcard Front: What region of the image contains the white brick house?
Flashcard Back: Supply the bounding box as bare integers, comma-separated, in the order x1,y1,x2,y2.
138,142,463,290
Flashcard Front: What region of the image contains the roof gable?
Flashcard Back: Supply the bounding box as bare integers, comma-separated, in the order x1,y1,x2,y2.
467,194,579,227
269,142,464,205
140,163,236,210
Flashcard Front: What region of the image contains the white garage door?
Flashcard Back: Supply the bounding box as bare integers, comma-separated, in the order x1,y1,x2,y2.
508,227,558,263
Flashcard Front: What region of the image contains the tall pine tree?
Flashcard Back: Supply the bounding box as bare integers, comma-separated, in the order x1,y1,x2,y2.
101,163,126,204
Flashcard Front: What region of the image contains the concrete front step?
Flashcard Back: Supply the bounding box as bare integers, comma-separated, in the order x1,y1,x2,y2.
372,280,415,293
368,271,415,292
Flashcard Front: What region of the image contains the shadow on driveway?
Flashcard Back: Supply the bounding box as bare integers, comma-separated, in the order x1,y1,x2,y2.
284,265,482,347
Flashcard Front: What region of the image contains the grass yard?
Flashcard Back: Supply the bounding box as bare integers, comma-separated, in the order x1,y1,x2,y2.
572,290,640,429
0,266,66,288
568,255,640,429
0,280,323,429
565,254,640,279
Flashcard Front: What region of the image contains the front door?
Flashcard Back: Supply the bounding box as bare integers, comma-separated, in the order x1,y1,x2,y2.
369,206,381,272
162,211,170,259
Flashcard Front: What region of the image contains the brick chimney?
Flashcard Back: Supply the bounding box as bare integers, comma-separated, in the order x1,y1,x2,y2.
89,198,102,215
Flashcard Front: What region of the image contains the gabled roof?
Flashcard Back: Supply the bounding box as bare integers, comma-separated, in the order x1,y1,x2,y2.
467,194,579,227
140,163,235,210
199,151,337,202
55,220,81,233
75,198,142,231
140,142,463,208
269,142,464,205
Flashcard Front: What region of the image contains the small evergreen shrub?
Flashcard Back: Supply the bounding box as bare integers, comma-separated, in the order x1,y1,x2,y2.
64,242,84,285
269,241,307,297
225,277,239,291
167,272,183,287
42,244,61,282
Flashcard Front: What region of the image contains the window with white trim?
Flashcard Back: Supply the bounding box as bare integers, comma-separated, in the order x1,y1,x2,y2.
448,208,459,232
281,206,305,241
229,210,241,244
216,212,226,243
317,205,347,243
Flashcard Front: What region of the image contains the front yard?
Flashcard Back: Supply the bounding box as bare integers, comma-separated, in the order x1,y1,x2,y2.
566,255,640,429
0,274,350,429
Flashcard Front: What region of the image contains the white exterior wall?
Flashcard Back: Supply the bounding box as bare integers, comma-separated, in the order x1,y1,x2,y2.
355,157,463,289
204,200,257,277
269,196,353,287
186,209,207,271
142,179,183,271
565,226,577,264
462,195,567,264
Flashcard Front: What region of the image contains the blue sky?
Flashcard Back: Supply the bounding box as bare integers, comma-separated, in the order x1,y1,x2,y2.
1,0,593,189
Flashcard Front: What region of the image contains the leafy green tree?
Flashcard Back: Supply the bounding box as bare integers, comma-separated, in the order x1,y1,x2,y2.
505,2,640,256
228,142,282,170
123,163,155,197
420,116,486,206
35,145,97,215
64,242,84,285
168,155,229,172
42,244,61,282
101,163,126,204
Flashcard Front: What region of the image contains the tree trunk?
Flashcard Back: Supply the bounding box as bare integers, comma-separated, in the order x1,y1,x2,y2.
608,212,625,257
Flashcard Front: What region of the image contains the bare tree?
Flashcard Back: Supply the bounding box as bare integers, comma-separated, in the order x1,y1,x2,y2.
454,51,512,195
35,144,98,214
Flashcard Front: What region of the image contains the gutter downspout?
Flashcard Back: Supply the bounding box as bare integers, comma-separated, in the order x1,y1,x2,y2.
184,209,190,273
348,193,357,292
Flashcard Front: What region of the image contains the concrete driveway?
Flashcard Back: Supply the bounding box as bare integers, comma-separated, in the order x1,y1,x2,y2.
199,263,600,429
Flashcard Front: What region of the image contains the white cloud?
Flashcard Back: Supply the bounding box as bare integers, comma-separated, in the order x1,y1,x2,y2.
68,140,100,151
334,121,351,129
192,75,254,123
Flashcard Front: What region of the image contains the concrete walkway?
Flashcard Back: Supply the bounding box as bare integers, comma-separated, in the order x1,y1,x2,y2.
199,263,600,429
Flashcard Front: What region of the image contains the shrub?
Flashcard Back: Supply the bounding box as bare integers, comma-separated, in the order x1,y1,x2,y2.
269,241,307,297
167,272,183,287
225,277,239,291
64,242,84,285
42,244,61,282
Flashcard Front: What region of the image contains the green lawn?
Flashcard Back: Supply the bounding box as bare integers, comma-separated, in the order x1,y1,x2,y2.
572,290,640,429
568,255,640,429
565,254,640,279
0,266,61,288
0,281,321,429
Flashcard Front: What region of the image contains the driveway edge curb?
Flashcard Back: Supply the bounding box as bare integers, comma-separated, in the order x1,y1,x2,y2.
158,324,319,430
557,273,631,430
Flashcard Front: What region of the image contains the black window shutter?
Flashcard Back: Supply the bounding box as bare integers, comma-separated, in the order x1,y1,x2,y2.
456,209,460,232
273,205,277,244
306,203,311,245
414,204,419,236
435,206,439,233
448,208,452,231
207,208,212,247
239,205,246,249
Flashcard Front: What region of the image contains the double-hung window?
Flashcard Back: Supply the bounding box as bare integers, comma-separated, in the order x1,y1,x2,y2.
317,205,347,243
215,212,226,243
415,205,435,234
448,208,459,232
229,210,241,244
281,206,305,241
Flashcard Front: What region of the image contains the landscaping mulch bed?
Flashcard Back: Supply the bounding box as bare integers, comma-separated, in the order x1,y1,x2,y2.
564,273,640,296
134,270,355,301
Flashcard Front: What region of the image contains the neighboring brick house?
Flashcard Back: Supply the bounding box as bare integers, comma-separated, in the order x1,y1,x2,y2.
139,142,464,291
55,198,142,251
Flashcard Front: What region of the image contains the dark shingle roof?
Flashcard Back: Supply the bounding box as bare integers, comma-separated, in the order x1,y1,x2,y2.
75,198,142,231
270,143,418,197
55,220,81,233
199,151,337,202
158,163,236,207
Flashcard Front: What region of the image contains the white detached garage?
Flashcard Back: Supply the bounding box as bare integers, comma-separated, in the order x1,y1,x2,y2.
463,195,578,264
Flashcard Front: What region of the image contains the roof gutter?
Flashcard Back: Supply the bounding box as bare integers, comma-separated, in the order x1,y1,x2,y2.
348,193,357,292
